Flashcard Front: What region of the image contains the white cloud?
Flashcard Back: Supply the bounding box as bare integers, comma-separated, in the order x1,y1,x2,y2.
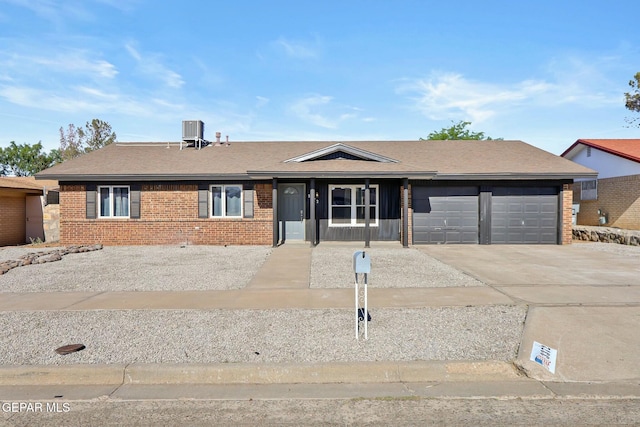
125,42,184,89
289,95,363,129
255,96,269,108
94,0,139,12
290,95,338,128
1,0,64,22
397,72,552,123
124,43,142,61
75,86,118,100
540,56,622,106
0,50,118,80
271,37,319,59
0,0,135,24
398,58,625,124
0,84,151,117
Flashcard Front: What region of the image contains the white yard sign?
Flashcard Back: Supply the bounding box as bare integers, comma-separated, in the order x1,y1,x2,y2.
530,341,558,374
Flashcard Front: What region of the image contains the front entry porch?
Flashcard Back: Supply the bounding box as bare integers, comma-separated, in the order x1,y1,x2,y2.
271,178,410,248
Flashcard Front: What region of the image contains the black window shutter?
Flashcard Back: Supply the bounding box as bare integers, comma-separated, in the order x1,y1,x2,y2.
130,184,141,219
86,184,97,219
198,184,209,218
243,184,254,218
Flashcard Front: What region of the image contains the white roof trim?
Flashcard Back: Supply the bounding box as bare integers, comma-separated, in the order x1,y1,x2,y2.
284,143,399,163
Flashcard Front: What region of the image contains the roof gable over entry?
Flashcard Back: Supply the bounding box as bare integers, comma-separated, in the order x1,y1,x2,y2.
284,143,399,163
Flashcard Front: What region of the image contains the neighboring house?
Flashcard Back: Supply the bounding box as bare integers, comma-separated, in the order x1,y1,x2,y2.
562,139,640,230
0,177,59,246
36,124,595,246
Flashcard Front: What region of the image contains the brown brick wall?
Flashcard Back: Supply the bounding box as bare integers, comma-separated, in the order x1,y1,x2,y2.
574,174,640,231
60,183,273,245
0,194,26,246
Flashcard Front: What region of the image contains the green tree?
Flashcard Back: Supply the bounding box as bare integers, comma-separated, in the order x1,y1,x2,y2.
624,72,640,127
0,141,61,176
421,120,502,140
59,119,116,161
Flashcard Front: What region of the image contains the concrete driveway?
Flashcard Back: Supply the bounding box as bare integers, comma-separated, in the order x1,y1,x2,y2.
417,243,640,286
419,243,640,382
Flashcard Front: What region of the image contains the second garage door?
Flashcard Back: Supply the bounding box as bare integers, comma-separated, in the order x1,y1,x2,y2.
491,187,558,244
412,186,479,244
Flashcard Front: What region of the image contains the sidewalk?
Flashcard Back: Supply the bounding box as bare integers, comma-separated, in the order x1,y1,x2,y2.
3,361,640,401
1,243,639,398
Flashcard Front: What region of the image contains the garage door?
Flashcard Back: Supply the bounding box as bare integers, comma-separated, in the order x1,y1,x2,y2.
491,187,558,244
412,186,479,244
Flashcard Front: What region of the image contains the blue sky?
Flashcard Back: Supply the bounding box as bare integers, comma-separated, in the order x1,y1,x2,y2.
0,0,638,155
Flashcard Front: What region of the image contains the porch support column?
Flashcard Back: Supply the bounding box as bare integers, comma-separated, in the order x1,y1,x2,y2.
309,178,316,247
403,178,409,247
365,178,371,248
272,178,278,247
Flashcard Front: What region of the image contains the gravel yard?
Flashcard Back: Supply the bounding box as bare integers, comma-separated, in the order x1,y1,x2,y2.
310,245,484,288
0,245,272,292
571,240,640,256
2,241,631,368
0,306,526,365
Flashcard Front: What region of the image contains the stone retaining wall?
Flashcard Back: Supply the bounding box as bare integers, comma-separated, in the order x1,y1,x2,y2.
0,244,102,275
573,225,640,246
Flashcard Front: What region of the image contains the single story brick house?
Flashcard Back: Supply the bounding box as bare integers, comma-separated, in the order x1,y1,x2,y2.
36,133,596,246
562,139,640,230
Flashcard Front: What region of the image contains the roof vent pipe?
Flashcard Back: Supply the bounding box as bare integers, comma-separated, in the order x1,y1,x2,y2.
226,135,230,146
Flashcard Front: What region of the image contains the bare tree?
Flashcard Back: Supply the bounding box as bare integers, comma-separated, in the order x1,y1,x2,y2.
59,119,117,161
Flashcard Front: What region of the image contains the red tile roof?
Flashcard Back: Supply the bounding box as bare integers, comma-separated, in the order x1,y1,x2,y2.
562,139,640,163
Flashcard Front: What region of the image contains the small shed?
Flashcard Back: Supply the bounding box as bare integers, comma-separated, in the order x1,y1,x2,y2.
0,177,59,246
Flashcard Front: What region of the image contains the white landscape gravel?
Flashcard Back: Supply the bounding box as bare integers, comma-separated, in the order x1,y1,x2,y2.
0,244,528,366
7,242,633,367
0,245,527,365
572,241,640,256
0,245,272,292
0,306,527,365
310,245,484,288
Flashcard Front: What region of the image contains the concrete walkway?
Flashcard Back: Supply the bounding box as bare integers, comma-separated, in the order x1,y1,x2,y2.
1,243,640,396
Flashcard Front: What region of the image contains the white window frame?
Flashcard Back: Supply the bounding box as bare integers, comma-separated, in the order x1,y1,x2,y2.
210,184,243,218
329,184,379,227
98,185,130,218
580,180,598,201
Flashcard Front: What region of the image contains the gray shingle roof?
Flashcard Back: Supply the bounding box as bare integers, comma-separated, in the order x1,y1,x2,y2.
36,140,596,181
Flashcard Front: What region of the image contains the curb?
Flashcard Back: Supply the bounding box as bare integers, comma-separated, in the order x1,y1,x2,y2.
0,361,522,386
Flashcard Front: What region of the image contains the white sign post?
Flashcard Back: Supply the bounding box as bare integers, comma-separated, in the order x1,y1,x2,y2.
530,341,558,374
353,251,371,340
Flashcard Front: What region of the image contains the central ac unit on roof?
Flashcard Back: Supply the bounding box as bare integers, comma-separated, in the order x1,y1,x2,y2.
182,120,204,142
